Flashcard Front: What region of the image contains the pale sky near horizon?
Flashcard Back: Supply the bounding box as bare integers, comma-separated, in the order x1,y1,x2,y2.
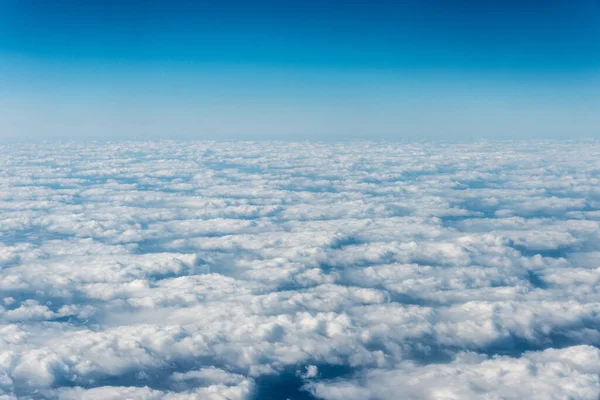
1,0,599,141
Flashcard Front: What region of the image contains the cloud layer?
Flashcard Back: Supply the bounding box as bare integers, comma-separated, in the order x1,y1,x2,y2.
1,140,600,399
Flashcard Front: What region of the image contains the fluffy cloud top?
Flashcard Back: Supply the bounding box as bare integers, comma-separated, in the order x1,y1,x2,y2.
1,140,600,399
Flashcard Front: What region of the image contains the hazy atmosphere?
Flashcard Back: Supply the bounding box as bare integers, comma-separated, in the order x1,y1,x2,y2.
1,0,599,141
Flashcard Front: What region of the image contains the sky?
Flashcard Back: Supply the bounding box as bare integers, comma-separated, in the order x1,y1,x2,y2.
1,0,599,141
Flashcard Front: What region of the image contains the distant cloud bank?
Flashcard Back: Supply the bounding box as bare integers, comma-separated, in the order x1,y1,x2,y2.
1,140,600,399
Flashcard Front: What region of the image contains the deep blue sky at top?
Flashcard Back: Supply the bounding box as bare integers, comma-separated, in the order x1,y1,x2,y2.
1,0,599,141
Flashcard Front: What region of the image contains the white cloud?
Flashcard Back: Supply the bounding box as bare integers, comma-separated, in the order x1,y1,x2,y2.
306,346,600,400
1,140,600,398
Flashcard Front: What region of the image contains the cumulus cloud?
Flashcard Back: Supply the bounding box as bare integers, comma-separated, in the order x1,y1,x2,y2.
306,346,600,400
1,140,600,399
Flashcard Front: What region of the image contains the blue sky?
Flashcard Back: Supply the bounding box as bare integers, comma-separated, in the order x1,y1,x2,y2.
1,0,599,141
